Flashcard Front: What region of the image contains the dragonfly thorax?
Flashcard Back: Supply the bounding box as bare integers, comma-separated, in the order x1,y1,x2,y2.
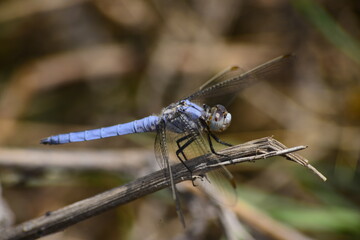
204,104,231,132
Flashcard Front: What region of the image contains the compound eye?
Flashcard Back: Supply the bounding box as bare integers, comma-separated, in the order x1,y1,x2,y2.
208,105,232,132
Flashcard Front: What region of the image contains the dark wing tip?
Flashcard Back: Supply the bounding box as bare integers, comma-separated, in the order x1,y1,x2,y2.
270,53,296,66
283,53,296,59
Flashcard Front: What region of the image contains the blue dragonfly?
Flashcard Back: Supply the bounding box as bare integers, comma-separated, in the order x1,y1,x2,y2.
41,54,293,226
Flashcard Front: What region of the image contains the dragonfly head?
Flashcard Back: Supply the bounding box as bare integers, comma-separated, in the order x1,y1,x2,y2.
205,104,232,132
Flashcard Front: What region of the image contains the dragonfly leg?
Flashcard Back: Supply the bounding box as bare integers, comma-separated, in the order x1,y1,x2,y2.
205,129,235,165
176,135,200,186
175,134,192,163
209,132,233,147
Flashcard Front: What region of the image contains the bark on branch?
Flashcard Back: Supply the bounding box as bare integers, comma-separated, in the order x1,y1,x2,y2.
1,137,326,240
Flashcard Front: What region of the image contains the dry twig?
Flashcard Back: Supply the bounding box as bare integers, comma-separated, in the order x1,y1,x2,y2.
1,137,325,240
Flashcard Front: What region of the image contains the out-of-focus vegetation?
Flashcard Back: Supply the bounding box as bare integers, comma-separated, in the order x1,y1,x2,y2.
0,0,359,239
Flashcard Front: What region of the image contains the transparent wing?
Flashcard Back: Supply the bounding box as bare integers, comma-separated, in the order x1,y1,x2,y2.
196,168,238,206
154,121,166,170
186,54,294,107
154,119,186,227
198,65,243,91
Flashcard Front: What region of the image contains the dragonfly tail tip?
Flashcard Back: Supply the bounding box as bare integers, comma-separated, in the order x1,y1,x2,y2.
40,138,51,145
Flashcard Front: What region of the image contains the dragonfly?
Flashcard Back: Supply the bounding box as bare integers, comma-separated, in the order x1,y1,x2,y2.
41,54,293,227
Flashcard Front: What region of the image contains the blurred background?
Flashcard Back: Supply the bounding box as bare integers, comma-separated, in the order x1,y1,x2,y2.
0,0,359,239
